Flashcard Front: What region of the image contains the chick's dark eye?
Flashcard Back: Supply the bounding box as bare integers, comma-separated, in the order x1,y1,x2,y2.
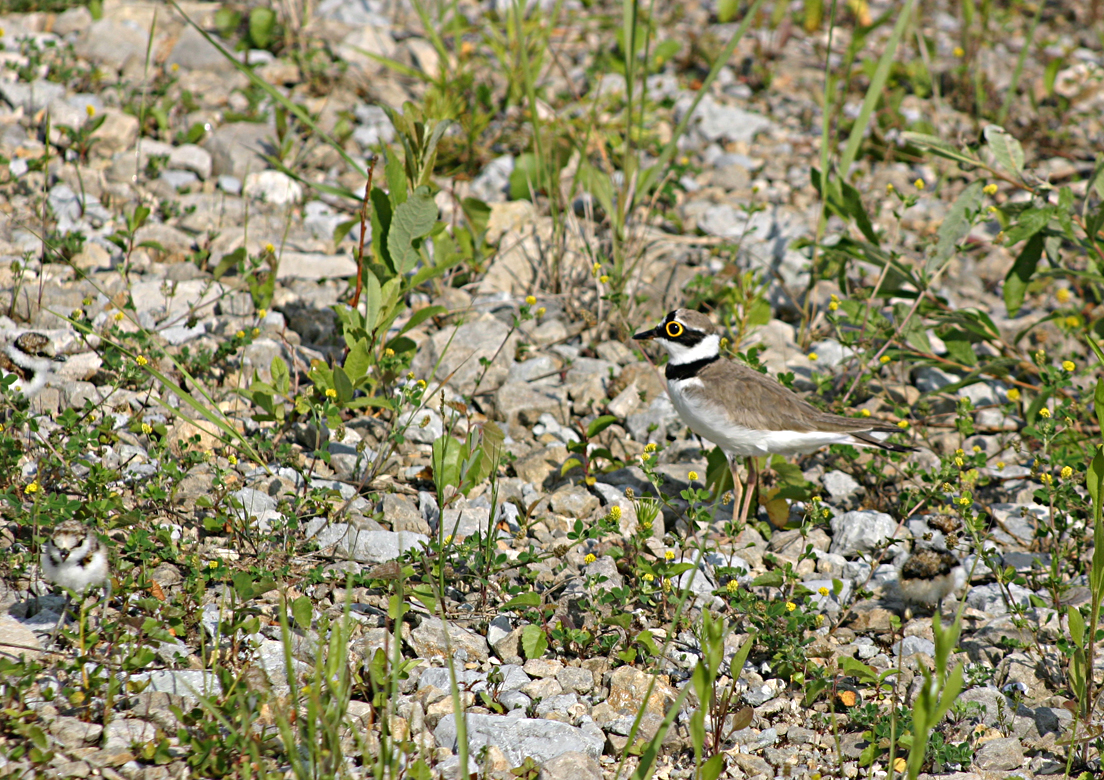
666,322,683,338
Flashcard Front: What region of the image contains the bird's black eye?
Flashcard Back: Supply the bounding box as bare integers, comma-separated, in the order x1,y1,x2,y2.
666,321,683,338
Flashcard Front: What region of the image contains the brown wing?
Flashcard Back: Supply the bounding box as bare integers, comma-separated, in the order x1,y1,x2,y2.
688,359,902,435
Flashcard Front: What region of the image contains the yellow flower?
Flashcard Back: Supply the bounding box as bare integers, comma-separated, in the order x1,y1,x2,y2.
719,337,729,349
71,309,83,320
726,580,738,593
1061,466,1073,479
525,295,537,306
642,519,652,530
860,409,871,418
1006,388,1021,402
584,553,596,565
416,379,427,388
592,262,601,276
1039,408,1051,418
257,308,268,319
1056,287,1071,304
228,455,238,465
644,442,657,453
24,481,39,494
1035,348,1046,362
643,573,655,583
406,371,415,380
141,423,152,435
85,104,96,118
808,352,818,361
264,243,275,254
914,178,925,190
958,495,972,506
828,300,839,311
208,560,218,569
171,62,179,72
136,355,148,366
880,355,891,364
536,307,546,317
1062,360,1075,372
886,183,895,193
113,311,125,322
996,461,1005,470
251,328,260,338
687,471,699,481
384,348,395,358
972,445,981,453
818,586,829,597
897,420,909,429
599,275,609,284
609,505,622,520
444,535,453,544
954,457,964,467
662,578,672,593
953,46,964,57
665,550,675,562
955,448,964,456
942,482,953,492
830,294,840,303
235,330,246,340
1065,315,1081,328
1040,473,1053,485
987,205,999,213
983,183,998,195
325,388,337,399
786,602,797,612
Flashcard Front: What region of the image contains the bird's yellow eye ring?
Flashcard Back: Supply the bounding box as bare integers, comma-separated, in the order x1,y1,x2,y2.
666,321,683,338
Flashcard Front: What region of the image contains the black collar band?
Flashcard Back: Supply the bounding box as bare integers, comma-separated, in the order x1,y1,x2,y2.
666,355,719,381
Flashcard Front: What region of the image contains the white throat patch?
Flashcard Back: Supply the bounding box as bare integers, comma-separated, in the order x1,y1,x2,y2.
662,333,720,365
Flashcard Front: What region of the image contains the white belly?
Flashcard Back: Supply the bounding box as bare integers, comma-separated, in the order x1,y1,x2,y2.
666,378,860,458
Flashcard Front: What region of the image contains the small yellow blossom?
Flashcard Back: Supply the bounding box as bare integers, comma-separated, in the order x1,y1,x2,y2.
972,445,981,453
251,328,260,338
942,482,953,492
786,602,797,612
257,308,268,319
208,560,218,569
996,461,1005,470
113,311,125,322
886,183,895,193
719,337,729,350
662,578,672,593
264,243,275,254
722,491,733,505
25,481,39,494
688,471,699,481
1040,473,1053,485
988,205,999,213
228,455,238,466
816,614,826,626
609,505,622,520
726,580,739,594
1065,315,1081,328
643,573,655,583
525,295,537,306
860,409,871,418
642,519,652,530
85,104,96,118
136,355,148,366
584,553,596,565
954,457,964,467
171,62,179,72
444,535,453,544
818,586,829,597
953,46,965,57
958,495,972,506
828,300,839,312
1006,388,1021,402
914,178,925,190
830,294,840,303
983,183,998,196
880,355,891,364
1062,360,1075,372
325,387,337,399
141,422,152,435
1035,348,1046,362
384,348,395,358
416,379,427,389
1061,466,1073,480
1039,408,1051,418
406,371,415,380
599,275,609,284
71,309,83,320
1056,287,1071,304
665,550,675,561
955,448,964,456
644,442,657,453
592,262,601,276
808,352,818,361
897,420,909,429
536,307,546,317
235,330,246,340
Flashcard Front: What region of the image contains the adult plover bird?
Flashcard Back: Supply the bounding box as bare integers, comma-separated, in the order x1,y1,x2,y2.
40,520,111,646
0,332,65,398
633,309,911,526
897,548,965,614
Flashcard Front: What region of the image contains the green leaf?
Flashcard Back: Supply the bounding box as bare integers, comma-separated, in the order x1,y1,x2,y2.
363,270,383,332
502,592,540,610
343,339,371,385
838,655,878,683
984,124,1025,176
750,571,784,588
248,6,277,49
561,457,583,476
1003,232,1044,317
587,415,618,438
292,595,312,630
929,180,983,274
232,572,254,601
399,305,447,335
1068,605,1085,647
841,179,879,245
333,366,354,403
1096,378,1104,433
729,631,755,680
701,754,725,780
520,624,548,660
902,131,982,168
387,185,437,274
271,355,290,394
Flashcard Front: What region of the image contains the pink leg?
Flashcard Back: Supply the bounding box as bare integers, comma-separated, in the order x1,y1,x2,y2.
736,457,758,526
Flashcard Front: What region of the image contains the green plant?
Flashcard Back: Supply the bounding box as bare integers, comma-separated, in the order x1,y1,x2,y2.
687,614,755,778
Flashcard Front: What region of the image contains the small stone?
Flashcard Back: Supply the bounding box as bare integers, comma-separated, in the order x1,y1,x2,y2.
829,510,905,557
973,736,1024,770
102,718,157,751
381,494,430,535
538,750,602,780
555,666,594,695
243,171,303,205
523,658,564,678
408,616,489,663
549,485,598,519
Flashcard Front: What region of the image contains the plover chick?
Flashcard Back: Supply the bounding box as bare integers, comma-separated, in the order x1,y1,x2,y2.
0,332,65,398
41,520,110,645
898,548,965,613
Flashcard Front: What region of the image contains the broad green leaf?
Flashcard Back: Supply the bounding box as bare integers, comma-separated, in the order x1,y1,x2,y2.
232,571,254,601
333,366,354,403
387,185,437,274
1068,604,1085,647
561,457,583,475
343,339,371,385
248,6,276,49
1003,232,1044,317
399,305,447,335
841,179,878,245
929,180,983,274
729,631,755,680
520,624,547,660
983,124,1025,175
902,131,981,168
701,754,725,780
271,355,290,394
838,655,878,683
502,592,540,610
292,595,312,630
587,415,618,438
363,270,383,332
751,571,783,587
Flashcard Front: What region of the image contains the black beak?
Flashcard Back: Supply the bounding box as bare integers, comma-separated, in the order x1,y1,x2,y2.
633,326,657,341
